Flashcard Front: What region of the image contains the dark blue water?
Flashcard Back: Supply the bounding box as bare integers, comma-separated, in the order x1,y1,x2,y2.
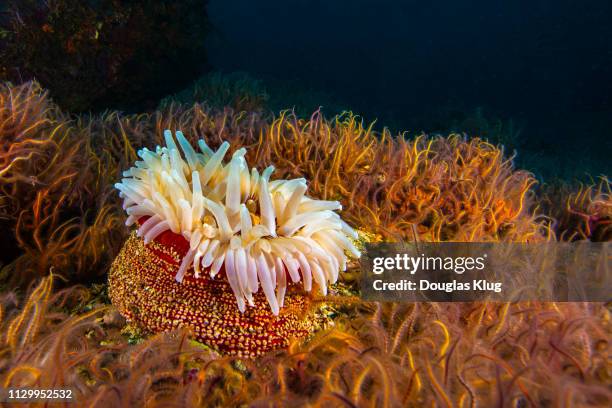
206,0,611,181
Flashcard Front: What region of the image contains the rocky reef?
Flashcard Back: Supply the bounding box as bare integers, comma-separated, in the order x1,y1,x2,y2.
0,81,610,406
0,0,209,112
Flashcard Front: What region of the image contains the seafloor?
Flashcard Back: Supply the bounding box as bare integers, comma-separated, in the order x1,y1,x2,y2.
0,80,610,406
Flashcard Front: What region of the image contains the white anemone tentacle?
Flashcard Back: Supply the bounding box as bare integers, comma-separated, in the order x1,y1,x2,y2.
115,130,361,315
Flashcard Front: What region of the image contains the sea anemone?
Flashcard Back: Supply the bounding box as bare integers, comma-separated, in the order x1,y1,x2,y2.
114,130,360,315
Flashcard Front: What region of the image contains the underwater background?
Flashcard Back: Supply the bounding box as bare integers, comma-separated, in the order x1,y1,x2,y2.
0,1,610,406
2,0,610,180
205,0,612,181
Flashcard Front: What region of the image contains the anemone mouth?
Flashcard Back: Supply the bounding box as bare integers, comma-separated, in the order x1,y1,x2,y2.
115,130,361,315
